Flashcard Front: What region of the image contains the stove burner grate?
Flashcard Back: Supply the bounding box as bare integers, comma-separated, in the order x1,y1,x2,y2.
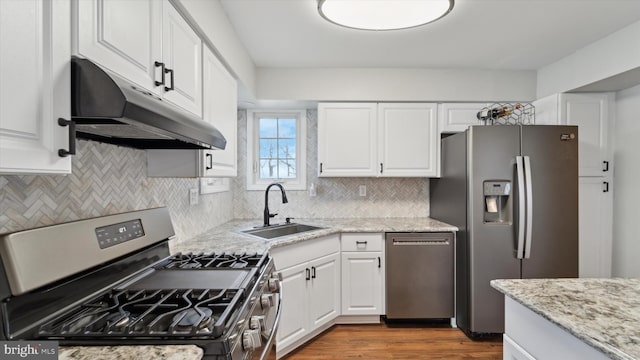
38,288,243,338
160,252,263,270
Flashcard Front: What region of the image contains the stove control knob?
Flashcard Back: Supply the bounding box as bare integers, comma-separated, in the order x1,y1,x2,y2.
250,315,266,332
260,293,274,309
268,278,280,292
242,329,262,350
271,272,283,281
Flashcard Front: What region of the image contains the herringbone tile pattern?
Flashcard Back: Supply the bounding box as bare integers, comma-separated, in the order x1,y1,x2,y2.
233,109,430,219
0,140,233,241
1,109,430,240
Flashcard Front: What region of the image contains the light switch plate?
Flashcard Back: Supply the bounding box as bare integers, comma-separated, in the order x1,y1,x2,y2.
359,185,366,197
189,188,199,205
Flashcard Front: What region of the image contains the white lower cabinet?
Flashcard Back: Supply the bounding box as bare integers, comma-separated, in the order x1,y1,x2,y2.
503,335,536,360
341,233,384,316
579,177,613,277
504,297,608,360
270,235,340,358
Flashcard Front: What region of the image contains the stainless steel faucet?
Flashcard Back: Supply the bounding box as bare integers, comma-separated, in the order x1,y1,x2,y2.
264,183,288,226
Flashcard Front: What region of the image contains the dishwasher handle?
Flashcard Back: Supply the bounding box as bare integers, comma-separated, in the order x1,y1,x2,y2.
392,238,450,246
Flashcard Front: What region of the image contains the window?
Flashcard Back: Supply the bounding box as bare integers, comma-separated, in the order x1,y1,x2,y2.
247,110,307,190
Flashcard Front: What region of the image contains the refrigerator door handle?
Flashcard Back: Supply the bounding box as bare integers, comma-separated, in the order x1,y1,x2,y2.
515,156,526,259
523,156,534,259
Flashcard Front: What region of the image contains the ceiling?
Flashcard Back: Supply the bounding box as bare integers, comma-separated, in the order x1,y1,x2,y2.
220,0,640,71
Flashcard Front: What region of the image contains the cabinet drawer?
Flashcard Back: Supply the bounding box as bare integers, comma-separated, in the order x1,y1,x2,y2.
341,233,383,252
271,234,340,270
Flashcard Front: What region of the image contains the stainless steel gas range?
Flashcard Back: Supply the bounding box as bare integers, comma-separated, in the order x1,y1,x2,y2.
0,207,281,360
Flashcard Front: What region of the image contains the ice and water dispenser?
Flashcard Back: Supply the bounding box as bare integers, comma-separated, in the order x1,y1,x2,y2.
483,180,511,223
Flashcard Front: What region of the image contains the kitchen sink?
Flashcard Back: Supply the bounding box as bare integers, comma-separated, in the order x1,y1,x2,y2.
242,223,323,239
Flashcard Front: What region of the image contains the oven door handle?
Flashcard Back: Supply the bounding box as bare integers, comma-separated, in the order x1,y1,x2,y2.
258,282,283,360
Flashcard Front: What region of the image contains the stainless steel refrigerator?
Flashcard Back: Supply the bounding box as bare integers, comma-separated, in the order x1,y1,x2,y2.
430,125,578,337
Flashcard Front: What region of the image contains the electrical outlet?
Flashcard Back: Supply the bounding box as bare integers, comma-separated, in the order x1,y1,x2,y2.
189,188,199,205
358,185,367,197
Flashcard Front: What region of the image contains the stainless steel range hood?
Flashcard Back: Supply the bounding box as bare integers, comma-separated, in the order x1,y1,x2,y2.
71,57,226,150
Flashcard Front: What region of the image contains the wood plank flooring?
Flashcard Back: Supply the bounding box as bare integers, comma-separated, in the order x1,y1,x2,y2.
267,323,503,359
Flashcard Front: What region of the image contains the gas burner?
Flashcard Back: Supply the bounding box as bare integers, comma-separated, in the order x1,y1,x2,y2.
105,312,131,329
39,288,243,338
160,253,264,270
173,308,214,331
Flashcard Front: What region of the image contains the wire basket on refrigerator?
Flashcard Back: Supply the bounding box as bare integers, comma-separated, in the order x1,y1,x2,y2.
477,103,535,125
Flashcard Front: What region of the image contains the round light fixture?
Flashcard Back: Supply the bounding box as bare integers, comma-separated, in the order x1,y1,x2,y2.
317,0,454,31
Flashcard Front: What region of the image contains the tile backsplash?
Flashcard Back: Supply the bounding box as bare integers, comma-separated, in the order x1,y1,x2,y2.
0,140,233,242
0,109,430,241
232,109,430,219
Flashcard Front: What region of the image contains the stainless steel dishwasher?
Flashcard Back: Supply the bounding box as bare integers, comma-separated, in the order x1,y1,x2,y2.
386,232,454,319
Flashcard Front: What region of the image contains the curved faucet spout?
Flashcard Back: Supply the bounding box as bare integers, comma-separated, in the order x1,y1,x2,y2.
264,183,288,227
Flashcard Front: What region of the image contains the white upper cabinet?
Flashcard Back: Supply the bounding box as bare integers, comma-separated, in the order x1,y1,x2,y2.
560,93,609,177
75,0,162,96
202,46,237,177
161,1,202,116
318,102,438,177
438,103,487,133
75,0,202,117
534,93,610,177
0,0,72,174
378,103,437,177
146,46,237,178
318,103,378,177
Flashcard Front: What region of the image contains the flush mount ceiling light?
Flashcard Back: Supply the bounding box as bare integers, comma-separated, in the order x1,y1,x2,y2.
317,0,454,31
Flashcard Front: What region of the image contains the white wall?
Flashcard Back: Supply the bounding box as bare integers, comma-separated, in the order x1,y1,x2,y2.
257,67,536,102
612,83,640,277
537,20,640,97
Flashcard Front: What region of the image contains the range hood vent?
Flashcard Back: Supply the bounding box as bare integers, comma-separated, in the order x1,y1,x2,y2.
71,57,226,150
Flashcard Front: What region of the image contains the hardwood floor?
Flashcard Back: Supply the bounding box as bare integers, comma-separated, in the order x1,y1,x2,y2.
268,323,503,359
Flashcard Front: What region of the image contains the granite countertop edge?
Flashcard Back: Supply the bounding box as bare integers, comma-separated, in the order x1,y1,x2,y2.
491,278,639,360
171,217,458,254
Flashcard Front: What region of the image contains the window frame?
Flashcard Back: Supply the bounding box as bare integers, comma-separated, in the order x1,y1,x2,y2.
246,109,307,191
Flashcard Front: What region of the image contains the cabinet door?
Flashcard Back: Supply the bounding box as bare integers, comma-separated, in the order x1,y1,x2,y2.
162,0,202,117
75,0,162,94
560,93,608,177
503,335,537,360
341,252,383,315
378,103,437,177
318,103,377,177
579,177,613,278
438,103,486,133
202,46,237,177
532,94,561,125
275,262,310,351
308,253,341,329
0,0,71,174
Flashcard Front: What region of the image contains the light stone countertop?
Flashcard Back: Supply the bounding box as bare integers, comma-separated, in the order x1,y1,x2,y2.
491,278,640,360
61,217,456,360
171,217,458,254
59,346,203,360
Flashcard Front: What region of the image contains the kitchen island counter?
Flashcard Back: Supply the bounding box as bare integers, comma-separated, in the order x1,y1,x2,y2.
491,278,640,360
59,345,203,360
